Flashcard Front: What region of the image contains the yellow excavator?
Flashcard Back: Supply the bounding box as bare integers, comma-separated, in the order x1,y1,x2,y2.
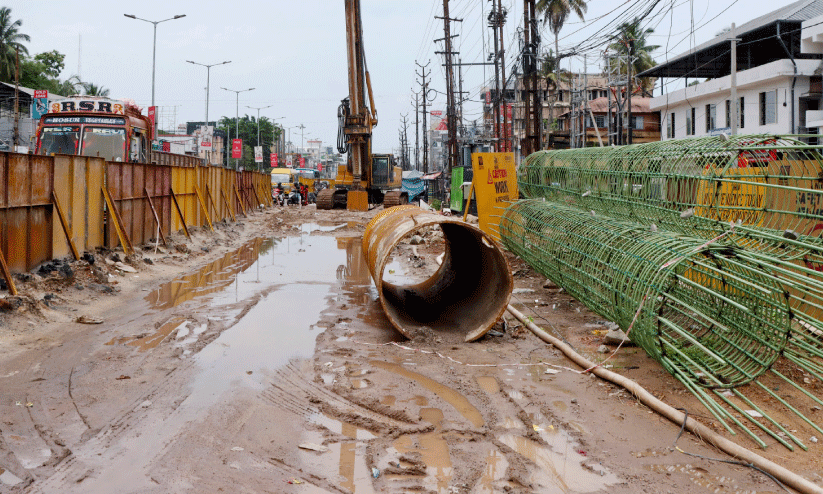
316,0,407,211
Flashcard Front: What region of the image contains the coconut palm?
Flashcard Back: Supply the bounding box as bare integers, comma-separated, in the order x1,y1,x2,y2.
83,82,110,97
609,17,660,94
536,0,587,86
536,0,587,131
0,7,30,80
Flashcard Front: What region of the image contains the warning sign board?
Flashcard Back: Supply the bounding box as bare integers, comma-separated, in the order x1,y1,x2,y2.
471,152,517,242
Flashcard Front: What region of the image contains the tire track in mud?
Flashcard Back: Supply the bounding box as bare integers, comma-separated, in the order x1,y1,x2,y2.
26,289,272,492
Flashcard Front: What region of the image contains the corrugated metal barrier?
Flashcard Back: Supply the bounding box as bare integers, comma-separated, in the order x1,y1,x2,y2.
0,151,271,277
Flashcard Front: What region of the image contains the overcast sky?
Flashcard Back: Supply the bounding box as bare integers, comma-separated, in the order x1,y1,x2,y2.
14,0,781,153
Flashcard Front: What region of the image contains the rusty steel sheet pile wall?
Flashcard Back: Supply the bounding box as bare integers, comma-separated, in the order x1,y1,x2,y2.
362,205,513,342
499,199,823,450
0,153,55,272
51,155,105,260
0,151,271,273
106,161,172,249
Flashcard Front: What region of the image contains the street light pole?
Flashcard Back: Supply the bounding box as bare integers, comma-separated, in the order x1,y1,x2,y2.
221,87,255,169
187,60,231,126
124,13,186,108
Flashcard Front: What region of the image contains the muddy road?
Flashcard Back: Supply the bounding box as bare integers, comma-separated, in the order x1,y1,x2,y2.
0,204,821,493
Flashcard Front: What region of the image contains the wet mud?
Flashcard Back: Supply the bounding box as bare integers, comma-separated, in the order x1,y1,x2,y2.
0,206,820,493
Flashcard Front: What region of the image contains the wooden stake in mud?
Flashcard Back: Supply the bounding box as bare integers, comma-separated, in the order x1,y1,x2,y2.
51,191,80,260
144,188,167,245
0,241,18,296
234,184,248,217
220,188,236,222
169,187,191,239
102,187,134,256
194,185,215,232
251,184,264,210
205,184,220,222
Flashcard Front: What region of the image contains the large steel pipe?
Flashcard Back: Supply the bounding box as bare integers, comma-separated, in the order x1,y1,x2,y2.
362,205,513,341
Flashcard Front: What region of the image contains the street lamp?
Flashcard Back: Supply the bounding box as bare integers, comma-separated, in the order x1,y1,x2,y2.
124,13,186,108
186,60,231,126
221,87,255,169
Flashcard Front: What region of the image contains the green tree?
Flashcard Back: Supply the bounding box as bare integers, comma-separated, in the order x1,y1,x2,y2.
18,50,82,96
33,50,63,78
609,17,660,95
217,115,282,170
0,6,29,81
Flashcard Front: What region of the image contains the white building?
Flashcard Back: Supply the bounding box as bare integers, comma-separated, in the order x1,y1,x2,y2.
641,0,823,142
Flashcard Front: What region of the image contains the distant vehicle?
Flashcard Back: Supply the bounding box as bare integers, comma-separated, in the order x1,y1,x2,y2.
270,167,296,192
34,96,152,162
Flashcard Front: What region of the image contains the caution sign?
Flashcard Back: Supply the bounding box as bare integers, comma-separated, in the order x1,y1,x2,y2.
471,152,517,241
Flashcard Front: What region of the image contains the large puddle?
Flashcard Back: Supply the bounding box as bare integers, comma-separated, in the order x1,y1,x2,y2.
88,228,377,493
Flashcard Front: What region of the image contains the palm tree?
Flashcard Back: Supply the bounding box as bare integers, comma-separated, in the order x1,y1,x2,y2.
0,7,30,80
536,0,587,130
609,17,660,95
82,82,110,97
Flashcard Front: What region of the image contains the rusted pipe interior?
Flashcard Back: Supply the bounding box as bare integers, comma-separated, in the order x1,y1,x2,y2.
363,206,512,342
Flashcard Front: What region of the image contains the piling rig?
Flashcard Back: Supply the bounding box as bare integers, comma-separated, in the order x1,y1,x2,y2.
316,0,407,210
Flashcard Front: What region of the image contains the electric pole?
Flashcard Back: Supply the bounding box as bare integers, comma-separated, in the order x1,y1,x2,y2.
416,60,435,174
522,0,541,155
488,0,508,151
411,90,420,170
435,0,461,175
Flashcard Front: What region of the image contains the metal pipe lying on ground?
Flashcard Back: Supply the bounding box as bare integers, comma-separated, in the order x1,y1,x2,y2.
362,205,513,341
506,304,823,494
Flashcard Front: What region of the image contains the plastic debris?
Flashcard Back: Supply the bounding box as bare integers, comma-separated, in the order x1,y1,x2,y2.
286,478,303,484
745,410,763,418
371,467,380,478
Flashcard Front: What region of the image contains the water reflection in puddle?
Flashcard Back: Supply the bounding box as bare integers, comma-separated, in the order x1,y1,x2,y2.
301,413,376,493
371,361,484,428
499,425,619,493
82,227,378,492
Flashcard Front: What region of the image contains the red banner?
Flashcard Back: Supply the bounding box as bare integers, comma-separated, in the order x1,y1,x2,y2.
34,90,48,99
299,157,305,167
318,163,323,172
232,139,243,159
148,106,157,139
271,153,278,167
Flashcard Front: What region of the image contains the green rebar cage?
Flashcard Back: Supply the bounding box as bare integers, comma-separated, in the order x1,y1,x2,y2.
518,135,823,260
500,200,792,388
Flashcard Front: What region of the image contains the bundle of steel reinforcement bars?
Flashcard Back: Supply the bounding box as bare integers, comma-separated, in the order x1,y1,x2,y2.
501,135,823,450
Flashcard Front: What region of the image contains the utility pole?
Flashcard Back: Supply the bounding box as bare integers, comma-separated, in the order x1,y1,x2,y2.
730,23,738,135
522,0,540,155
297,124,306,157
416,60,434,174
489,0,501,151
435,0,461,175
497,0,509,152
627,39,634,145
411,90,420,170
13,47,19,150
399,113,410,170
